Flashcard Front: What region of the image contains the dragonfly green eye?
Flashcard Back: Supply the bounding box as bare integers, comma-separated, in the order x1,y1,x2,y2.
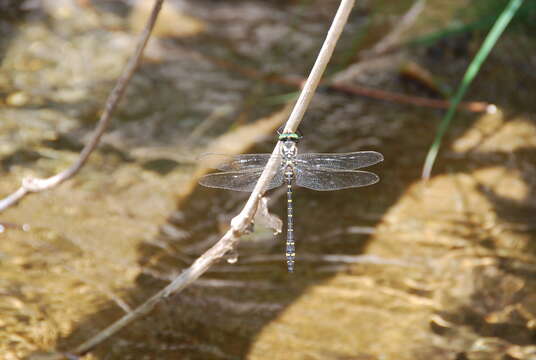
278,133,301,141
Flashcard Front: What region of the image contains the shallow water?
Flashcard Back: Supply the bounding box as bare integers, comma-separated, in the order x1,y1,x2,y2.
1,1,535,359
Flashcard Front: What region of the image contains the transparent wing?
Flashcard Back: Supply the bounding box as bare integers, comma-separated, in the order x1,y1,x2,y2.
199,153,279,171
295,151,383,170
295,168,379,191
199,168,284,192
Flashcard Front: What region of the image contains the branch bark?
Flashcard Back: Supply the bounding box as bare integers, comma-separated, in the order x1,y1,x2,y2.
66,0,357,356
0,0,164,212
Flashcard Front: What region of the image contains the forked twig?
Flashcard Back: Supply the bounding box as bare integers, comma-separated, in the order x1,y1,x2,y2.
0,0,164,212
66,0,357,356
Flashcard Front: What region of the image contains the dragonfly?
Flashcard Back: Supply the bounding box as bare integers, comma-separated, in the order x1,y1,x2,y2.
199,131,383,272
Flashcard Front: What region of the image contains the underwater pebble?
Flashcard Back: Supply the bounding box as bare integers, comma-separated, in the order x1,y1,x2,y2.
6,91,29,107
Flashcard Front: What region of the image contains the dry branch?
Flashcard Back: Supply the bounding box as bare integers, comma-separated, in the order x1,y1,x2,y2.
0,0,164,212
64,0,357,356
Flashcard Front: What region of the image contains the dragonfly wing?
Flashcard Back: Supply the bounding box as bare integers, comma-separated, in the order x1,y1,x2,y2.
295,151,383,170
295,168,379,191
199,153,278,171
199,169,284,192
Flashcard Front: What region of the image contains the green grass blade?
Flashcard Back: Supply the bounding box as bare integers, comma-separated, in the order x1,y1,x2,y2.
421,0,524,180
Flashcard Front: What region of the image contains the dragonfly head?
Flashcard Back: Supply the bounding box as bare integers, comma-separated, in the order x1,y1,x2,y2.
278,130,301,158
280,138,298,158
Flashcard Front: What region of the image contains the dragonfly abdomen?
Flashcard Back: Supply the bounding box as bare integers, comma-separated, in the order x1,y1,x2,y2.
285,171,295,272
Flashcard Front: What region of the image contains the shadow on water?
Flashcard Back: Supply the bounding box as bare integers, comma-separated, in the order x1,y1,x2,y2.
47,44,536,360
429,144,536,356
15,1,535,359
51,106,536,359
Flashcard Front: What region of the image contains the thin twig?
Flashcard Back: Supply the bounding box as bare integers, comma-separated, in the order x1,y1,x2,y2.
67,0,356,356
205,53,491,113
239,254,411,267
329,81,490,112
362,0,427,58
192,279,279,289
0,0,164,212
